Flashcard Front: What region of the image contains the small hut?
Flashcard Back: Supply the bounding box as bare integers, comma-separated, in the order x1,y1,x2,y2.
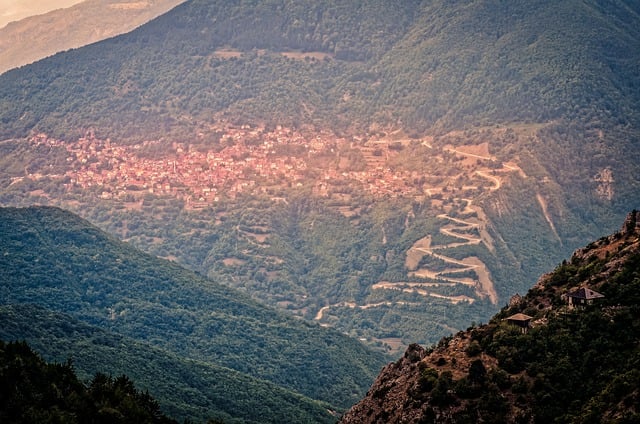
564,287,605,308
506,313,533,333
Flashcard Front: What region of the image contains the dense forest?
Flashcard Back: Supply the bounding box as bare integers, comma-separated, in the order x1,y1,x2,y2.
0,304,336,423
0,206,387,420
0,0,638,141
0,339,177,423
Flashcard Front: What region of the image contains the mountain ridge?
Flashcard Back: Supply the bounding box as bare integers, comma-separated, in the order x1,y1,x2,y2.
0,0,186,75
0,205,387,411
0,337,178,424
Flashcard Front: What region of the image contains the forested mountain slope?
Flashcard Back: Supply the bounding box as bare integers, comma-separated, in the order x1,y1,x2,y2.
0,0,639,353
0,206,387,411
0,304,336,423
0,0,637,139
340,212,640,423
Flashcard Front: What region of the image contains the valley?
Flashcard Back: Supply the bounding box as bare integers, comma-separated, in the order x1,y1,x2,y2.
3,122,532,353
2,1,639,421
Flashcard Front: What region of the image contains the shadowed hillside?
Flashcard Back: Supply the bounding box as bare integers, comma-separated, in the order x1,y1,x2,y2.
0,338,177,424
0,304,336,423
0,205,387,412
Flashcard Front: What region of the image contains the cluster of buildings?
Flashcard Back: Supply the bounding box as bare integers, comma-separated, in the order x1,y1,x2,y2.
507,287,606,333
28,126,438,205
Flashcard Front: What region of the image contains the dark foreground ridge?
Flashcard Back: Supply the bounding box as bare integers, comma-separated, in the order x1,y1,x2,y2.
340,211,640,423
0,339,177,424
0,205,386,422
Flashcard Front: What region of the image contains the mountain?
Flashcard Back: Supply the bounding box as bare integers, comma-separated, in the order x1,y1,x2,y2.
0,0,638,139
0,1,82,28
339,211,640,423
0,0,186,75
0,0,639,353
0,338,177,424
0,304,336,423
0,205,388,413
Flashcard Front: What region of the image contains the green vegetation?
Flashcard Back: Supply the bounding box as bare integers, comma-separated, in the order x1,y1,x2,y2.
413,218,640,422
1,0,640,366
0,206,387,412
0,304,336,424
342,214,640,423
0,0,422,141
76,193,499,346
0,338,176,424
474,306,640,422
0,0,637,141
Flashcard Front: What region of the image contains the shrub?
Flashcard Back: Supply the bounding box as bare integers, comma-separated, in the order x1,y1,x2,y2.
465,340,482,357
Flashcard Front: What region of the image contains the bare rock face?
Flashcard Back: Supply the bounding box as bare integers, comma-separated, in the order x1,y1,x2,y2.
339,344,427,424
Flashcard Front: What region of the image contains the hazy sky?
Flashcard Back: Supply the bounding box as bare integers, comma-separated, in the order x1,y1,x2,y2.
0,0,84,28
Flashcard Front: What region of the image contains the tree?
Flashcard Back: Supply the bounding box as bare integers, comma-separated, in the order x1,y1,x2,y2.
468,359,486,385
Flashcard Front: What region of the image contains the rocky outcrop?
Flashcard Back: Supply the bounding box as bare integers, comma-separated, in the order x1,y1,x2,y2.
339,344,427,424
340,211,640,424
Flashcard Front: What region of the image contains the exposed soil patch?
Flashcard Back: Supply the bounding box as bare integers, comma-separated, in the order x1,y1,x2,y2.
222,257,246,266
281,51,334,60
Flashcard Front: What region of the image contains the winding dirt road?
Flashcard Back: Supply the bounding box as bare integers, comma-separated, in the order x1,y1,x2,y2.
396,211,498,304
313,143,521,324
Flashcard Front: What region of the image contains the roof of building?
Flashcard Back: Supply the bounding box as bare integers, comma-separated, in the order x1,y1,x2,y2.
566,287,605,300
506,313,533,322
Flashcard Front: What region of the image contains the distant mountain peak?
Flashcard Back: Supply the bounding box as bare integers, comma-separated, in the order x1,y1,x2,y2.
0,0,185,74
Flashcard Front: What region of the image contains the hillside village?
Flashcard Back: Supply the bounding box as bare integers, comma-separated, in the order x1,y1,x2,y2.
20,124,522,212
8,124,536,352
13,125,523,321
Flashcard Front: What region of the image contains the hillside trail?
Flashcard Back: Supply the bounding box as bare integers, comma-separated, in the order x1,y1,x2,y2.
372,144,507,305
313,142,520,328
314,301,422,323
312,207,486,326
377,198,498,305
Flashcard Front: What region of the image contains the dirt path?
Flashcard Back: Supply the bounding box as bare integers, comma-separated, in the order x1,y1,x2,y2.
314,144,515,325
394,208,498,304
536,192,561,242
372,282,476,304
314,300,423,322
475,170,501,191
363,146,516,308
444,145,494,161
